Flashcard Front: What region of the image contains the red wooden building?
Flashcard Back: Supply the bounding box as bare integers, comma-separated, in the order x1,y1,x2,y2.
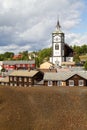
0,60,35,70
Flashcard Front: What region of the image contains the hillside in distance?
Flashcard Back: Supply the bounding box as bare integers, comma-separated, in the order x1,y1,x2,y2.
0,86,87,130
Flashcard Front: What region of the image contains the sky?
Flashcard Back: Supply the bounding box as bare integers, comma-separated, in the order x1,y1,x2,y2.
0,0,87,54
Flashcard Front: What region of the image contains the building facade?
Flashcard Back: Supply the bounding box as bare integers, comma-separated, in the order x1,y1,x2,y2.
0,70,43,87
0,60,35,71
44,71,87,87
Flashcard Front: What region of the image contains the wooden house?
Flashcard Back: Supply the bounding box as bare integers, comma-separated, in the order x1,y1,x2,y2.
0,60,35,70
44,71,87,87
0,70,43,87
0,77,9,86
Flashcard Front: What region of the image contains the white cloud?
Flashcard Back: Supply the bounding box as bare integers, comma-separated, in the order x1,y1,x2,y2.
0,0,86,53
65,32,87,46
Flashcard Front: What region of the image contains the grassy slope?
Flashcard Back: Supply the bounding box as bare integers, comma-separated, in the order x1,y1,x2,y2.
0,86,87,130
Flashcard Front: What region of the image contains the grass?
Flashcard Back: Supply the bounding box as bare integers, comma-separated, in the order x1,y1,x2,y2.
0,86,87,130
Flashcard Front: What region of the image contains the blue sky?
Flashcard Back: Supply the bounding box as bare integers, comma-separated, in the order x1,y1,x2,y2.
0,0,87,53
71,0,87,33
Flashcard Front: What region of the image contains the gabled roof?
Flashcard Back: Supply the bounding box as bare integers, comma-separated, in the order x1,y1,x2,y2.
44,71,87,81
9,70,39,77
40,61,54,69
77,71,87,79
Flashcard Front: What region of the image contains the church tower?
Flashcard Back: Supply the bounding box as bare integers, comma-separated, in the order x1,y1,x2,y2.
50,20,65,66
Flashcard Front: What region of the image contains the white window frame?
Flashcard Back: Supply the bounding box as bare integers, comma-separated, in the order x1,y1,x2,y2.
48,81,52,86
78,80,84,86
10,77,12,81
19,83,21,87
5,83,8,86
24,77,27,82
1,83,4,85
29,78,31,82
10,83,13,86
24,84,27,87
14,83,17,87
14,77,16,81
57,81,62,86
69,80,74,86
19,77,22,81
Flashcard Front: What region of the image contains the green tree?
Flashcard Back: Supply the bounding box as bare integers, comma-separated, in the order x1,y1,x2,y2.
19,51,29,60
84,60,87,70
0,54,4,60
38,48,52,65
73,53,80,63
35,57,39,68
4,52,14,60
81,44,87,54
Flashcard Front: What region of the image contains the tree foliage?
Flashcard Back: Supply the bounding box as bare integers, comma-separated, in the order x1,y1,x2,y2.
84,60,87,70
73,44,87,55
38,47,52,65
19,51,29,60
0,44,87,66
72,44,87,63
0,52,14,61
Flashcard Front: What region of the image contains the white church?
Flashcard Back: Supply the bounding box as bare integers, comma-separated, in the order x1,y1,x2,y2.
50,20,74,66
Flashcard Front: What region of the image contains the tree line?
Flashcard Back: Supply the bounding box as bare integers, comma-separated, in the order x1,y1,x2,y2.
0,44,87,68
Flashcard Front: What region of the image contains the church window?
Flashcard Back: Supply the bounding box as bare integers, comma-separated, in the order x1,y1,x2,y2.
55,44,59,50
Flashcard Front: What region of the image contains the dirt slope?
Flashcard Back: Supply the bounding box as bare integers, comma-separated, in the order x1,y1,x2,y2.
0,86,87,130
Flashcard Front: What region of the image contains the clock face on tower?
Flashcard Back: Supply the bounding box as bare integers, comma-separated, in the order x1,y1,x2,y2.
53,35,61,42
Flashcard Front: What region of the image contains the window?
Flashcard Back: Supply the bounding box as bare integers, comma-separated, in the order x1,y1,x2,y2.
1,83,4,85
24,77,27,82
69,80,74,86
24,84,27,87
10,77,13,81
48,81,52,86
19,83,21,87
55,43,59,50
29,78,31,82
10,83,13,86
79,80,84,86
57,81,62,86
14,77,16,81
19,77,22,81
14,83,17,87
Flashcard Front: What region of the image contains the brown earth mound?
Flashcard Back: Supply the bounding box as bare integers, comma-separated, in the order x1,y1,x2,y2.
0,86,87,130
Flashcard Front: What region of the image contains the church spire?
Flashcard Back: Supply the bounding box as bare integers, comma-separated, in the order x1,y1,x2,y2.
56,20,61,30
